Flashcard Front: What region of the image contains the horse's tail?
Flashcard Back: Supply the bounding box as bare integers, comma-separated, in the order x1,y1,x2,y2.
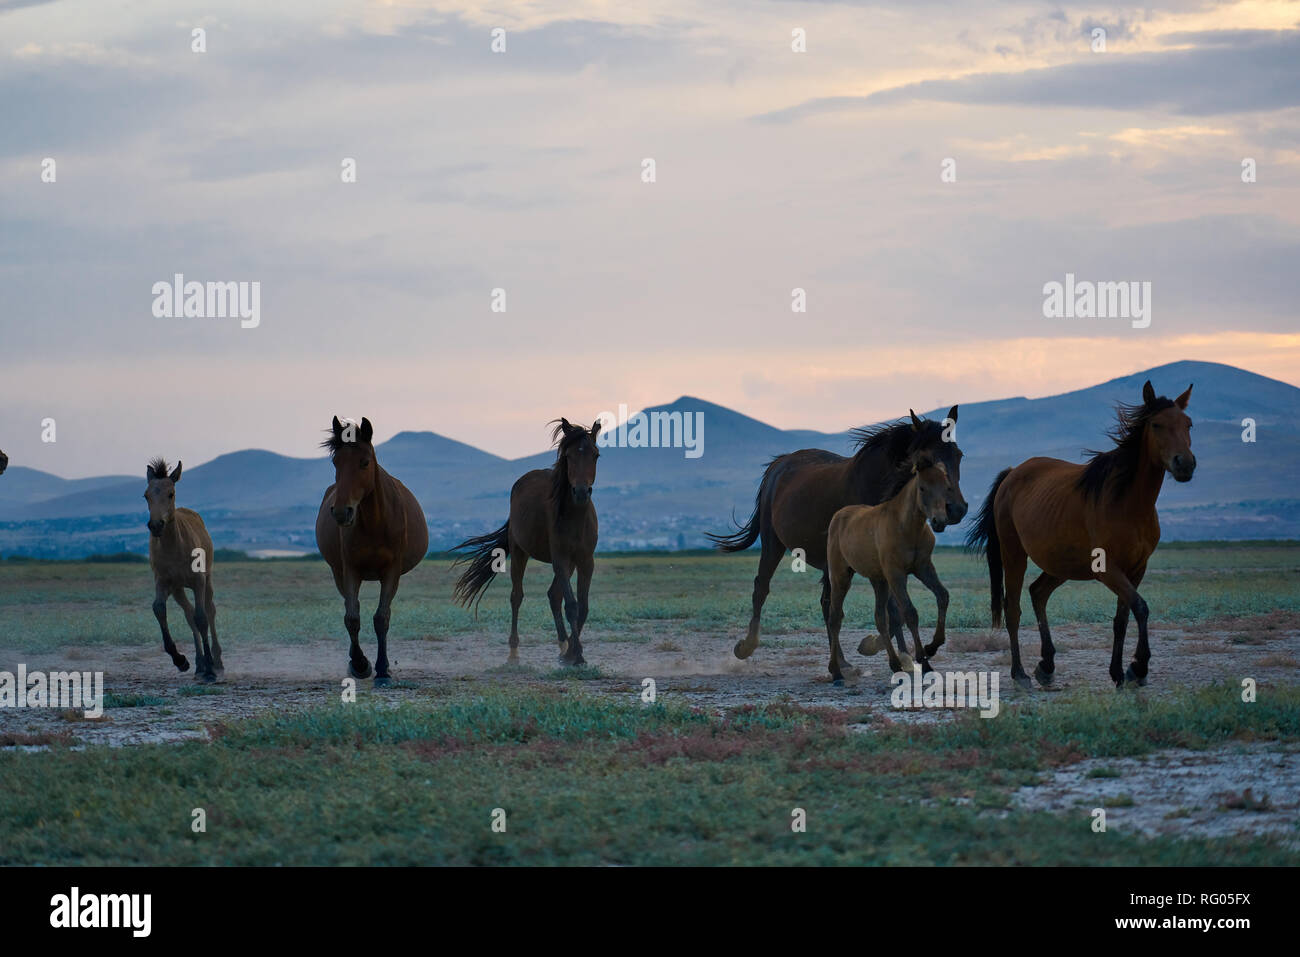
966,467,1012,629
705,467,768,552
451,520,510,612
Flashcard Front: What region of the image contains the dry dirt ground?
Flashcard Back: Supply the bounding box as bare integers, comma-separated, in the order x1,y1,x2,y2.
3,611,1297,744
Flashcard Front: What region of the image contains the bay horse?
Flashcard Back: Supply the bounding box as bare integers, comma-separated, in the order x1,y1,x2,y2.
144,458,221,680
315,416,428,687
708,408,967,667
452,418,600,666
825,456,955,683
967,381,1195,689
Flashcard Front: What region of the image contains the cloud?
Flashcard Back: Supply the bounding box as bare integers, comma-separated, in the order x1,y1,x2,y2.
758,29,1300,122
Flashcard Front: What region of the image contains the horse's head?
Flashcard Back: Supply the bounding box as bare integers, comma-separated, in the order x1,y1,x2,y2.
909,407,968,530
1141,381,1195,482
0,448,7,476
144,458,182,537
552,417,602,506
909,454,955,529
323,415,376,527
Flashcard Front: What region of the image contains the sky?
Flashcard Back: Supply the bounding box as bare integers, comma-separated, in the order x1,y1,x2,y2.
2,0,1299,476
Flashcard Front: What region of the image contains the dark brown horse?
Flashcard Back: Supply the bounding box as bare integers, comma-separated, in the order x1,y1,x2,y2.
0,448,8,475
452,418,600,666
144,458,221,680
967,381,1195,689
709,409,967,667
315,416,428,687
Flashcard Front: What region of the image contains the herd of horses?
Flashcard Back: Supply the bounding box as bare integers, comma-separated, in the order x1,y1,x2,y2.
9,379,1198,691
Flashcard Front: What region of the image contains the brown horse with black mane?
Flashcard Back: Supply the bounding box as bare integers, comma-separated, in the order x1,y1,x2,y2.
452,418,600,666
708,408,967,668
315,416,428,687
967,381,1195,688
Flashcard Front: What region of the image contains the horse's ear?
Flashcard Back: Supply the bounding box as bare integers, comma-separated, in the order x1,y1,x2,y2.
560,417,575,436
590,418,602,438
359,418,373,443
146,463,157,481
170,461,183,483
1142,380,1156,404
1175,384,1193,410
947,405,958,423
909,409,923,431
332,415,344,436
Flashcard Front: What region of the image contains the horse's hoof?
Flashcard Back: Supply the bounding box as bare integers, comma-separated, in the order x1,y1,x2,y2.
831,676,845,687
199,671,217,684
857,636,882,656
373,675,392,688
923,643,942,659
1033,662,1054,687
174,656,190,673
1124,665,1148,687
734,639,756,660
1013,672,1034,690
893,653,915,674
348,658,373,680
920,657,934,675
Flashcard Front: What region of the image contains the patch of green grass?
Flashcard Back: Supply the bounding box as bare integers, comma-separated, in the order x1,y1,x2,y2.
543,665,607,681
103,692,167,709
177,686,225,697
1086,766,1122,778
3,684,1298,865
2,545,1298,653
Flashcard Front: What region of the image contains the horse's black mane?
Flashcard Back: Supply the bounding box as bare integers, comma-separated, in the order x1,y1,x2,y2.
146,456,171,479
850,418,948,497
320,428,369,458
1077,397,1174,501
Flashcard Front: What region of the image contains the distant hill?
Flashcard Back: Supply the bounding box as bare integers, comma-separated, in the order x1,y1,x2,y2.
2,360,1297,557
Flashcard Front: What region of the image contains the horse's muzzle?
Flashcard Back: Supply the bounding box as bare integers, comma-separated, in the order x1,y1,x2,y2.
1171,454,1196,483
929,518,947,533
332,505,357,526
571,485,592,505
147,520,164,537
946,501,968,524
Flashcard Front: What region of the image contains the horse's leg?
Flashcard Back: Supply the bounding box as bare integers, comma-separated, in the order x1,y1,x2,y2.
885,596,908,656
1125,561,1151,685
572,554,594,661
1028,572,1065,686
824,556,856,685
888,571,924,674
555,560,586,666
859,578,890,657
1000,535,1030,688
371,568,401,687
735,530,784,660
205,579,223,674
153,581,189,672
508,546,528,661
915,560,949,660
191,580,216,680
338,567,370,679
546,566,571,658
1110,596,1130,686
1097,567,1148,688
173,586,214,681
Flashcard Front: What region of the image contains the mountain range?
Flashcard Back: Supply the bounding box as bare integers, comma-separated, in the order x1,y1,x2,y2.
3,360,1298,558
